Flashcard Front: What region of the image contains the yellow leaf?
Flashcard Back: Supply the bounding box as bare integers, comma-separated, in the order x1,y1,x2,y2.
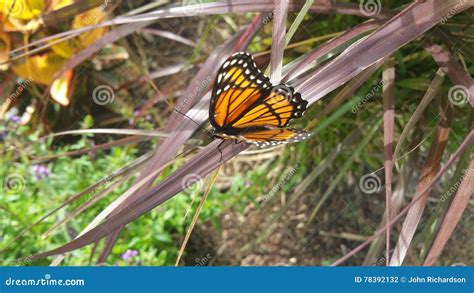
73,7,107,48
50,69,72,106
12,53,66,85
50,0,72,10
0,31,11,70
0,0,45,20
0,12,28,32
50,6,107,58
50,38,75,58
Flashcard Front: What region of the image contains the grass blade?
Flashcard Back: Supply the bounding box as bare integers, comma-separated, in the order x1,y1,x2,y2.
390,102,453,266
269,0,289,83
175,167,221,266
331,129,473,266
382,59,395,265
393,69,446,161
306,118,382,223
285,0,314,47
423,157,474,265
283,20,380,82
423,41,474,107
297,0,471,104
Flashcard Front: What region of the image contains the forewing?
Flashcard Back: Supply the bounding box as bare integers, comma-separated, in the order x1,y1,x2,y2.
209,52,271,128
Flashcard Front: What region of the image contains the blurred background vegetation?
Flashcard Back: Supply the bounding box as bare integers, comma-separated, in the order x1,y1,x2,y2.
0,0,472,266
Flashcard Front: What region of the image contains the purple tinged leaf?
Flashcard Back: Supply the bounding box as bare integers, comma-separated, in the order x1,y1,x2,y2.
332,130,474,266
423,158,474,265
382,59,395,266
10,1,393,61
296,0,472,104
423,41,474,107
141,28,197,47
282,20,381,83
269,0,289,83
390,103,452,266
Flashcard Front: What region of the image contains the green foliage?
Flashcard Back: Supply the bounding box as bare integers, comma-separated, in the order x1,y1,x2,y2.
0,116,269,266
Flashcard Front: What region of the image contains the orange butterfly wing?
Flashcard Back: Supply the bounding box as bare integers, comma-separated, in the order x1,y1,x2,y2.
210,52,271,128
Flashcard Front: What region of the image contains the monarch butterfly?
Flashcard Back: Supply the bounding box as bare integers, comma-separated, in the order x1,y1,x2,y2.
210,52,311,148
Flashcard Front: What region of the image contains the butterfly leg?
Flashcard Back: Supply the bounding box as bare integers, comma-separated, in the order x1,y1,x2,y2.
217,140,225,162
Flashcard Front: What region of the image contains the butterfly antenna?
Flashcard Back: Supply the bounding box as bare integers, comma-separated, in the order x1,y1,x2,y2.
174,107,215,140
174,108,201,127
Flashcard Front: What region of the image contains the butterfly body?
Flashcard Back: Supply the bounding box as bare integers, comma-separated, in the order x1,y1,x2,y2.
209,52,311,148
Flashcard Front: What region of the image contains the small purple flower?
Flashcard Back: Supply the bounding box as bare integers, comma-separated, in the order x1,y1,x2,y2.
245,180,251,188
133,110,140,117
121,249,138,260
31,164,50,179
9,115,21,123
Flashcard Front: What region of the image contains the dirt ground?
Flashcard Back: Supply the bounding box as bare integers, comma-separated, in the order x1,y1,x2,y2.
185,189,473,266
